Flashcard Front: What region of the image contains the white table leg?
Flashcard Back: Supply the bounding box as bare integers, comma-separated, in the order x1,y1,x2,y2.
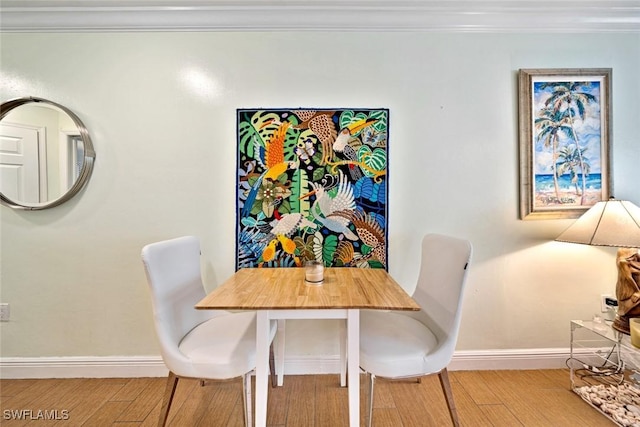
347,309,360,427
255,310,270,427
276,319,286,386
340,319,347,387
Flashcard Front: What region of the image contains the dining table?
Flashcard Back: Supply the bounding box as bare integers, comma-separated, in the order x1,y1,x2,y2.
195,266,420,427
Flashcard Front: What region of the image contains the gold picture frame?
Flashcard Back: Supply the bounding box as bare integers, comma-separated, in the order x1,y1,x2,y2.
518,68,612,220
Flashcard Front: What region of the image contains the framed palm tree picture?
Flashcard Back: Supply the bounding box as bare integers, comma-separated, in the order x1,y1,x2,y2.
518,68,612,220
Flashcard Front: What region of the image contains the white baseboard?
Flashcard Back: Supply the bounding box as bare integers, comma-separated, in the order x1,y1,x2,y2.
0,349,573,379
449,348,572,371
0,356,169,379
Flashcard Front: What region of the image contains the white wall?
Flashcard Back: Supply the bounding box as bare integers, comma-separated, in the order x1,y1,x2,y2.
1,31,639,361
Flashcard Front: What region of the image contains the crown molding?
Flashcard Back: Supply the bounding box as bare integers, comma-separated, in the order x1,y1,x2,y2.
1,1,639,33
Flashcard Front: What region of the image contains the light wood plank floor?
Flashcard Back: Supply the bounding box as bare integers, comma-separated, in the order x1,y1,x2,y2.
0,370,614,426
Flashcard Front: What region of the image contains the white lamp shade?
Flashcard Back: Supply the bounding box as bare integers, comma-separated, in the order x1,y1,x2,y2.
556,199,640,248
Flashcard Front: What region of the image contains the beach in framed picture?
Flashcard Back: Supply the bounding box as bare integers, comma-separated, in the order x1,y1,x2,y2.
518,68,612,220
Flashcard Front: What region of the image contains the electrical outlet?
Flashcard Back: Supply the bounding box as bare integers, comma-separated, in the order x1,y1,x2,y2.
0,303,9,321
601,294,612,313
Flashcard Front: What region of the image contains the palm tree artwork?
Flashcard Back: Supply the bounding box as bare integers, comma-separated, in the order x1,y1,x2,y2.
236,109,389,270
532,79,604,208
534,107,572,201
556,145,591,200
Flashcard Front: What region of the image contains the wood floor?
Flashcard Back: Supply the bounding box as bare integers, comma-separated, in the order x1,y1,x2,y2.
0,370,614,426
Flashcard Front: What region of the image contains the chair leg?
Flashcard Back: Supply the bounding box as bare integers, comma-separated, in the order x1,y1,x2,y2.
269,343,276,388
243,372,253,427
368,373,375,427
158,371,179,427
438,368,460,427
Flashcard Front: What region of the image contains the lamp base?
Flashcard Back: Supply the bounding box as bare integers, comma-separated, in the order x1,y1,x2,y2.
614,248,640,336
612,315,631,335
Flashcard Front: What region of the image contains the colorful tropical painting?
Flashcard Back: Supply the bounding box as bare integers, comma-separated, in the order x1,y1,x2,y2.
236,108,389,270
519,69,611,219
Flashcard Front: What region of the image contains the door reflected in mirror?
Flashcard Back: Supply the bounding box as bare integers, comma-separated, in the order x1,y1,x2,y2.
0,97,95,210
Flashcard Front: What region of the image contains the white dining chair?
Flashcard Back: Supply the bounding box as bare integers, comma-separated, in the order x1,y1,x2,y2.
359,233,472,427
141,236,277,427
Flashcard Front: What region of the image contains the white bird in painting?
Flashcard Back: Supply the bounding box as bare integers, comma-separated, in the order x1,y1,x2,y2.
261,196,317,262
300,170,358,240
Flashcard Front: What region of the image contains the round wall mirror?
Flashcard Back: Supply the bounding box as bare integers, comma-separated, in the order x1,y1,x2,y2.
0,97,96,210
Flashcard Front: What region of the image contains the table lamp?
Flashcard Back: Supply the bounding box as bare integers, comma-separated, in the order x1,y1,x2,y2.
555,198,640,334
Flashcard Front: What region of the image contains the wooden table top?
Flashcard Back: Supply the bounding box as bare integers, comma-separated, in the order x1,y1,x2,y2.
195,267,420,311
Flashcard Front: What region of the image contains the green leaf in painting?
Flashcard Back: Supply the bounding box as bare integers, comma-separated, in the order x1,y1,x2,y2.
368,110,388,132
290,169,311,214
279,198,291,215
238,121,260,158
251,111,281,138
322,234,338,265
339,110,355,129
283,128,300,163
368,260,385,269
358,146,387,178
313,167,327,182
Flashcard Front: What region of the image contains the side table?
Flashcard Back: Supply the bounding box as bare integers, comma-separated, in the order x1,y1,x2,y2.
569,319,640,426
